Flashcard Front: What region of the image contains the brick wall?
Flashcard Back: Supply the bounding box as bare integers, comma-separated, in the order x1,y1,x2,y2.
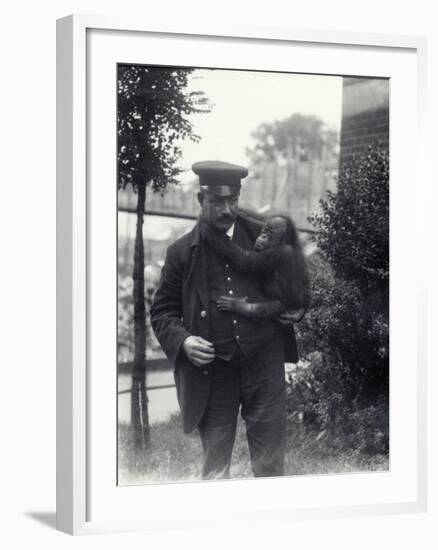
339,78,389,167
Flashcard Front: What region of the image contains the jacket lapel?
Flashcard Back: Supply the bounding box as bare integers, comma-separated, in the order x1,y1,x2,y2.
233,216,256,248
188,221,209,312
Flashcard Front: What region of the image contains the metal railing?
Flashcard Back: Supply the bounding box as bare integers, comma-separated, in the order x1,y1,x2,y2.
118,384,175,395
118,206,317,234
117,357,175,395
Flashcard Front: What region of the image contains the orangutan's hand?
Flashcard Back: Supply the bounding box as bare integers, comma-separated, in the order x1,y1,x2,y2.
217,296,249,314
277,308,305,325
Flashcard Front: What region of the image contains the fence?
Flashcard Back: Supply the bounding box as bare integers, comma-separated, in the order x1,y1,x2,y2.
118,206,317,234
118,357,174,395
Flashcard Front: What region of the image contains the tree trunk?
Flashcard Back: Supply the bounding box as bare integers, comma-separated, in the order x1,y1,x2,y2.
130,182,151,450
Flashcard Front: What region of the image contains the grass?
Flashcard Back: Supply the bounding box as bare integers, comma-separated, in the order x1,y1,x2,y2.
118,413,389,486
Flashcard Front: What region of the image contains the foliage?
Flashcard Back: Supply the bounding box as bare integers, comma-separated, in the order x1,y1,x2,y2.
118,272,163,363
118,274,134,363
297,259,389,404
118,65,211,193
309,144,389,291
286,354,389,456
246,113,338,165
290,144,390,455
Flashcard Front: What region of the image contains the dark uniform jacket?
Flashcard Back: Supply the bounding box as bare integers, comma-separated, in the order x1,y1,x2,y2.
150,213,299,433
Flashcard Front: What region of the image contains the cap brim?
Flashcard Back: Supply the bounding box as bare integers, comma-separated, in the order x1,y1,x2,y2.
201,185,241,197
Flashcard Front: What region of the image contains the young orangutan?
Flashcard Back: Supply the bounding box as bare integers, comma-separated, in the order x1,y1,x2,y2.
200,211,310,320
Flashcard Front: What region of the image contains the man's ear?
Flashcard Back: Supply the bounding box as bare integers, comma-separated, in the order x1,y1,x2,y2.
197,192,204,206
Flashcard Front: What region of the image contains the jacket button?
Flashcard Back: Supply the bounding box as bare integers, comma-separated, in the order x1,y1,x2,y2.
202,370,209,375
200,310,207,318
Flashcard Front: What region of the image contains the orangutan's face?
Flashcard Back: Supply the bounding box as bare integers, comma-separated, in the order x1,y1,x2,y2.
255,216,287,251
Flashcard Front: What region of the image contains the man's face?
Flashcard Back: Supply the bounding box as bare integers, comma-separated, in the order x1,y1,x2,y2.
198,191,240,233
255,216,287,251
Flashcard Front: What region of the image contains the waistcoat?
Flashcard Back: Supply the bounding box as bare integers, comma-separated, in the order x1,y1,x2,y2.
205,222,277,361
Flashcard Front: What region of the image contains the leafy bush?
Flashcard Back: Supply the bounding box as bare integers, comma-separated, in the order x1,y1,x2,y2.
310,144,389,292
118,269,162,363
118,274,135,363
289,144,389,455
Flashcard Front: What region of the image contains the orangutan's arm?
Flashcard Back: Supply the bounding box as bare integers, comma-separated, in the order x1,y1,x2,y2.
216,296,283,319
200,219,282,273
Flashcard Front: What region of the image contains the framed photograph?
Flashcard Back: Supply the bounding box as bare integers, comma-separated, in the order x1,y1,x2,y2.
57,15,427,535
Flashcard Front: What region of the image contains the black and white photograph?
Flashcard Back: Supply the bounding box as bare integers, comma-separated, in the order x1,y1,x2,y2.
117,65,389,485
1,0,434,541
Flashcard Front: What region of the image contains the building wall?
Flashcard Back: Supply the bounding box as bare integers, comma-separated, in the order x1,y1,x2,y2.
339,78,389,167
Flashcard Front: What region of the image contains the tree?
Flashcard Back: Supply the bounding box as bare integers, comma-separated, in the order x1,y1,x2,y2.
118,65,210,450
246,114,338,165
244,114,339,220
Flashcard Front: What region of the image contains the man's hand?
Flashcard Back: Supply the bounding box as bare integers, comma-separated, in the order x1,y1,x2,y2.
277,308,305,326
182,335,216,367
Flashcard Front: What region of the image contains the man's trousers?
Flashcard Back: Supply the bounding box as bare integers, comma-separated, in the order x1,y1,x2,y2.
197,336,286,479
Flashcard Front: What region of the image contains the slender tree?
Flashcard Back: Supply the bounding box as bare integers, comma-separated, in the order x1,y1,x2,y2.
118,65,210,450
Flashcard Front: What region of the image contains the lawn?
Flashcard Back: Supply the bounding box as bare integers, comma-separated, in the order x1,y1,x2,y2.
118,413,389,486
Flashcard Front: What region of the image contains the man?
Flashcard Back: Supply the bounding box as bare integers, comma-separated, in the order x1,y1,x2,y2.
150,161,300,479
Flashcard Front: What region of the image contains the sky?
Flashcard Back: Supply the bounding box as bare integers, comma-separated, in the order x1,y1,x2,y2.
177,68,343,183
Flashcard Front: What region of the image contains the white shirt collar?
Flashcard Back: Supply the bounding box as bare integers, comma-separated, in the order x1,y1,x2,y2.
226,223,235,239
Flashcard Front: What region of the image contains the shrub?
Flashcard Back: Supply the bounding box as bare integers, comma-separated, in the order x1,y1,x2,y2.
310,144,389,293
289,144,389,455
